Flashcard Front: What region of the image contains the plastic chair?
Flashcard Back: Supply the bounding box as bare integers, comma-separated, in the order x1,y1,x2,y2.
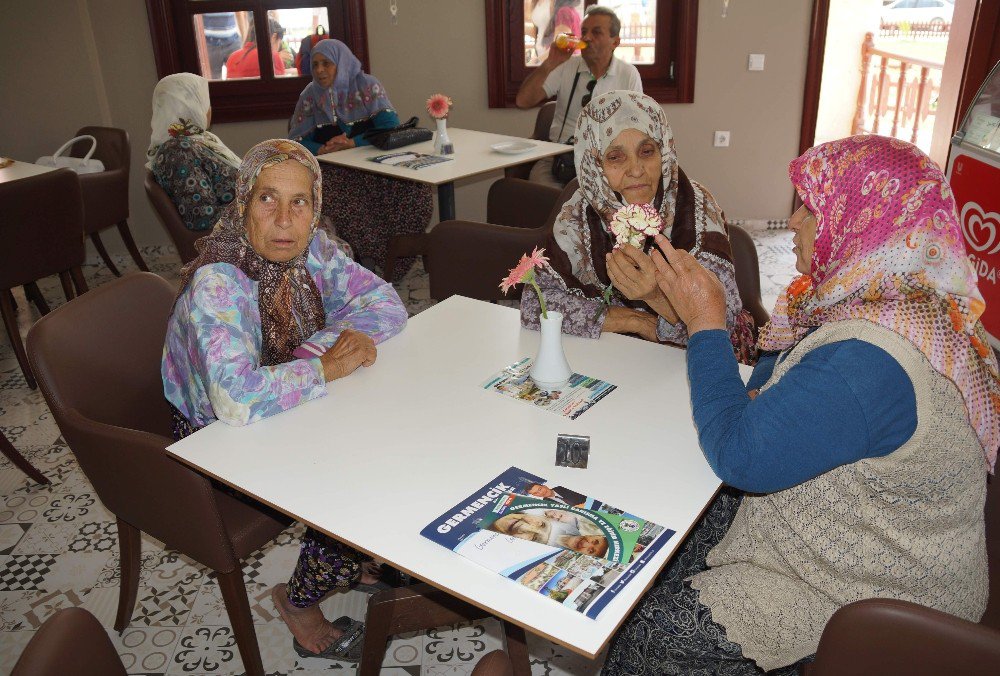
361,583,527,676
0,167,88,389
12,608,126,676
727,223,770,337
144,169,207,264
425,178,576,302
25,272,289,676
505,101,558,180
71,126,149,275
802,475,1000,675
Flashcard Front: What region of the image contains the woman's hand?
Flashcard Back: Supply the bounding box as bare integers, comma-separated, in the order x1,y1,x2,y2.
649,234,727,335
603,306,660,342
319,329,376,381
606,245,679,322
318,134,356,154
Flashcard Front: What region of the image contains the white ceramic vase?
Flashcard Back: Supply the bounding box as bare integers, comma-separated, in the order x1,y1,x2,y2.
434,118,454,155
529,311,572,390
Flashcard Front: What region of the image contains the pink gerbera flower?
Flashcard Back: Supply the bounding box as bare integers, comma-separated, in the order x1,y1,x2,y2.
500,247,550,317
426,93,453,120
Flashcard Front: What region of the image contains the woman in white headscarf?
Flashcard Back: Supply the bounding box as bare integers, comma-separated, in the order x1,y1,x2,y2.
148,73,243,231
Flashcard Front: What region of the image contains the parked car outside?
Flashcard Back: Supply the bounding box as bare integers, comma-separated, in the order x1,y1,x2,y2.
881,0,954,30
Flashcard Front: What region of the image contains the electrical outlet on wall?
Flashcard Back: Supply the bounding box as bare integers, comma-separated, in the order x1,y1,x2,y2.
748,53,765,71
713,131,731,147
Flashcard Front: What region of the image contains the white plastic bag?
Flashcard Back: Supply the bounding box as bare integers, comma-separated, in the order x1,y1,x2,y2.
36,135,105,174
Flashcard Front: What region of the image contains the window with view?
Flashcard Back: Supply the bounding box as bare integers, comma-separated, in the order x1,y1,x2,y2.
491,0,696,107
146,0,368,122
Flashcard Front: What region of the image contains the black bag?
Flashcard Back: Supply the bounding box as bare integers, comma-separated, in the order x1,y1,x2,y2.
362,116,433,151
551,149,576,184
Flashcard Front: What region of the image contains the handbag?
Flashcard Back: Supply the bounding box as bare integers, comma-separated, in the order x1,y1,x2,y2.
362,116,433,151
36,135,105,174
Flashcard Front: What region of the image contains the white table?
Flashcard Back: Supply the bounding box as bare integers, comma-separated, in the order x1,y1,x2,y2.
317,127,568,221
167,296,736,661
0,160,57,185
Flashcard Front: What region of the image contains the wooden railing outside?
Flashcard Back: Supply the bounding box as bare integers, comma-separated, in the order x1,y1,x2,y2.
879,20,951,39
852,31,943,148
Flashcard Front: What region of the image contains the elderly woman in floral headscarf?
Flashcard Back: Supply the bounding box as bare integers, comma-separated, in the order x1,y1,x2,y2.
162,139,406,661
602,135,1000,675
147,73,243,231
520,90,756,363
288,38,431,280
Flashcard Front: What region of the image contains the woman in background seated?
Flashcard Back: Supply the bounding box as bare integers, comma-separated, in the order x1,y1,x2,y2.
163,139,406,661
520,90,756,363
147,73,243,231
602,135,1000,675
289,39,431,279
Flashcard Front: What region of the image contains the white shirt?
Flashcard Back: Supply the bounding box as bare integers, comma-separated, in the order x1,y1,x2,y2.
543,55,643,143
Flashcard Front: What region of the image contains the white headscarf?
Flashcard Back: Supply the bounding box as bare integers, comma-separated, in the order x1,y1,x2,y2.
146,73,242,170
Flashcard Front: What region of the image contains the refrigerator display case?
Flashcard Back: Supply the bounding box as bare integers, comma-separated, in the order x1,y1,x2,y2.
948,59,1000,346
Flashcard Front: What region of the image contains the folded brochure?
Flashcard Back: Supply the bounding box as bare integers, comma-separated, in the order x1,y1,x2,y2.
369,151,453,170
420,467,675,619
481,357,616,419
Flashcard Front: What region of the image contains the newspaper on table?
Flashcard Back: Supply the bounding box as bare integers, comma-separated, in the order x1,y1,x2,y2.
480,357,617,419
420,467,675,619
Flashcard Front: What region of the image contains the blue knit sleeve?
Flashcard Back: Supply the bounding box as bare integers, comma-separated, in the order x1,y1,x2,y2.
686,329,917,493
352,110,401,147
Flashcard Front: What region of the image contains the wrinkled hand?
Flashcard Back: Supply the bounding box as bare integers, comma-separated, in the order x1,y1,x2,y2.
319,134,356,154
606,245,678,322
650,234,727,335
603,307,660,342
319,329,376,382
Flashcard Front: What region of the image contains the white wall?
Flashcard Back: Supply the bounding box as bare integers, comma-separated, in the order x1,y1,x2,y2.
0,0,813,252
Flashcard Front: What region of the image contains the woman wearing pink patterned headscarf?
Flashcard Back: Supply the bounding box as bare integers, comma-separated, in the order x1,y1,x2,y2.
603,136,1000,676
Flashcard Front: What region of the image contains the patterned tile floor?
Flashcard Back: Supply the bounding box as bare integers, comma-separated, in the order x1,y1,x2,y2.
0,226,795,675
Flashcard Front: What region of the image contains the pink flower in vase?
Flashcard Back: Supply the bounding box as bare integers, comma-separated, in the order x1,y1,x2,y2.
500,247,551,317
426,93,453,120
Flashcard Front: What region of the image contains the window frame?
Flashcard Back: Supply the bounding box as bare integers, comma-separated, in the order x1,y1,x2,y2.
145,0,369,123
485,0,698,108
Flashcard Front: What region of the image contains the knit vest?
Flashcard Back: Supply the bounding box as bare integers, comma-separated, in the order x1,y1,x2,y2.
689,320,988,671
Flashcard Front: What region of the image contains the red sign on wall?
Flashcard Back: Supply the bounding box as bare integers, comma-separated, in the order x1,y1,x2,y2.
951,152,1000,342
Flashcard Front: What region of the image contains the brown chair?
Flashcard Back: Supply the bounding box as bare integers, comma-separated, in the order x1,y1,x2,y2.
70,126,149,275
12,607,126,676
426,178,577,302
727,223,770,337
505,101,558,180
802,475,1000,675
144,168,207,264
361,583,528,676
0,167,89,389
1,431,49,486
25,272,289,676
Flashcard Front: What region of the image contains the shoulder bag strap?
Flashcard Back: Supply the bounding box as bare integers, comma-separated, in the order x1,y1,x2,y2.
554,70,582,143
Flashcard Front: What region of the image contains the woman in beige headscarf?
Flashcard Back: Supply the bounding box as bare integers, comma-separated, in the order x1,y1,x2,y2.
520,90,756,363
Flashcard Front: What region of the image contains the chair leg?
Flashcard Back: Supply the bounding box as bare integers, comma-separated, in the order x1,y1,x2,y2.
503,620,531,676
360,583,492,676
114,518,142,634
383,233,428,283
116,220,150,272
22,282,50,316
0,430,49,485
90,231,122,277
0,289,36,389
58,271,76,304
217,568,264,676
69,267,89,295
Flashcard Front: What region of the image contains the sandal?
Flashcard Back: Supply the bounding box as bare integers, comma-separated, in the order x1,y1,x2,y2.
292,615,365,662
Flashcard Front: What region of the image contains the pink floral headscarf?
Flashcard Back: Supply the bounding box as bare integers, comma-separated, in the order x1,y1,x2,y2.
759,135,1000,471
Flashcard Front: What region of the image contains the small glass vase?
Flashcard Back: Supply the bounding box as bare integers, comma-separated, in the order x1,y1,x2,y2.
434,118,454,155
529,311,572,390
